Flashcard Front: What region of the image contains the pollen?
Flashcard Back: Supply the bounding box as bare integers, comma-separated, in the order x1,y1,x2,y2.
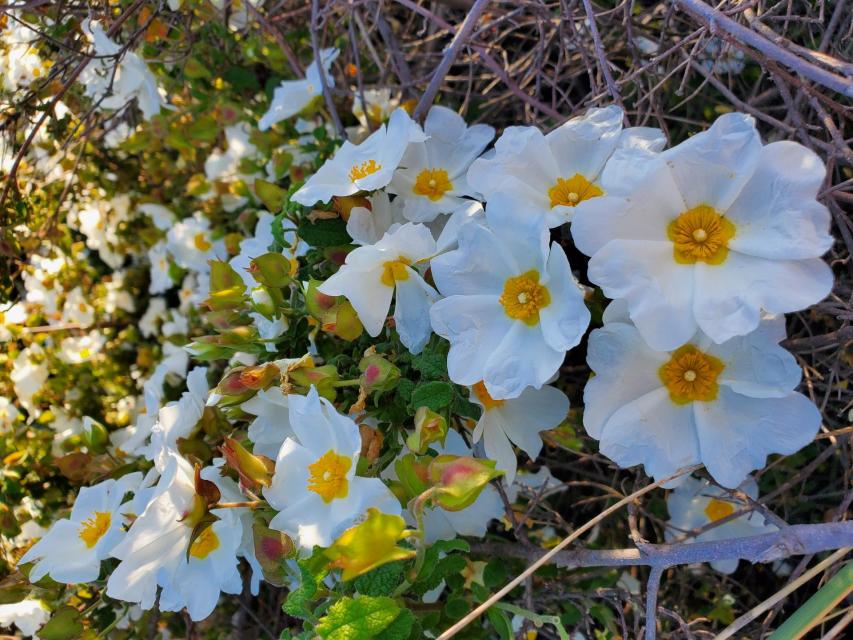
659,344,725,404
189,525,220,559
78,511,112,548
413,168,453,201
193,233,212,252
704,498,736,522
548,174,603,208
667,205,735,264
307,449,352,503
348,159,382,183
380,258,411,287
472,381,505,410
499,270,550,326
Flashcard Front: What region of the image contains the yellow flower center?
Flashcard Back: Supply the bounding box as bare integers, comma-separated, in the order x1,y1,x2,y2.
472,381,505,410
704,498,736,522
307,450,352,503
658,344,725,404
380,258,411,287
79,347,92,359
499,270,550,326
412,168,453,201
348,159,382,183
548,174,603,208
189,525,220,559
78,512,112,548
667,205,735,265
193,233,212,252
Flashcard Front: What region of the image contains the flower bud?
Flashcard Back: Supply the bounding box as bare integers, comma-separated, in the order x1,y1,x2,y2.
216,363,280,396
358,353,400,393
250,285,276,317
249,252,295,288
252,518,295,586
81,416,109,453
394,453,430,500
427,455,503,512
324,508,415,581
287,363,340,401
406,407,448,455
220,436,274,491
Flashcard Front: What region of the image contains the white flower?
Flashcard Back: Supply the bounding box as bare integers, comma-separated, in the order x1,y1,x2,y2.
61,287,95,327
584,305,821,488
59,332,106,364
1,16,51,92
139,297,168,337
264,387,401,550
319,223,439,353
469,381,568,483
1,301,27,342
665,475,776,573
149,241,174,294
293,108,427,206
146,367,209,464
48,406,84,453
204,123,259,185
103,271,135,314
138,203,176,230
259,48,339,131
429,212,590,399
107,453,243,621
11,344,48,416
0,396,19,431
241,387,296,459
389,106,494,223
19,473,142,583
349,88,402,141
467,106,664,228
0,599,50,638
166,214,224,273
141,342,190,406
79,20,166,120
572,113,834,350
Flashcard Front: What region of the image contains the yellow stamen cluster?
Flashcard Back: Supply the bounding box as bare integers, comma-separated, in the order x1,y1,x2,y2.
193,233,212,252
667,205,735,264
704,498,736,522
348,159,382,182
78,511,112,549
472,381,505,410
189,525,220,559
380,258,411,287
548,173,603,208
307,450,352,503
499,270,551,326
658,344,725,404
413,168,453,201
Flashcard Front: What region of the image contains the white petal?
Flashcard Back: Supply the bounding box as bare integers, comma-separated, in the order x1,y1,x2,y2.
584,323,669,434
430,295,512,386
482,322,565,399
394,271,439,354
482,413,518,484
545,105,623,180
598,387,700,482
693,255,832,344
539,243,590,351
588,240,697,350
661,113,762,212
319,265,393,337
498,385,568,458
430,222,516,296
726,141,833,260
694,388,821,488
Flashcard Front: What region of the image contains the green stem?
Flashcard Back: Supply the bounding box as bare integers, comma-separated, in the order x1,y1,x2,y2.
494,602,571,640
332,378,362,387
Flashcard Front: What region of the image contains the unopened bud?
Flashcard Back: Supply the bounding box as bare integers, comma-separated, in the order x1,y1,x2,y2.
427,455,503,512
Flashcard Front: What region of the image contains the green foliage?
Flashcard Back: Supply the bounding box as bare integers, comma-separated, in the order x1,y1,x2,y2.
315,596,407,640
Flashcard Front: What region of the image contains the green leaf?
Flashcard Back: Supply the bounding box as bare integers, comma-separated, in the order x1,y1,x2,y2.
443,597,468,621
315,596,401,640
297,217,352,248
352,561,406,597
486,607,513,640
769,561,853,640
483,558,508,588
411,351,447,379
38,606,83,640
374,608,414,640
283,562,319,621
223,65,260,92
187,114,219,142
410,381,454,411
